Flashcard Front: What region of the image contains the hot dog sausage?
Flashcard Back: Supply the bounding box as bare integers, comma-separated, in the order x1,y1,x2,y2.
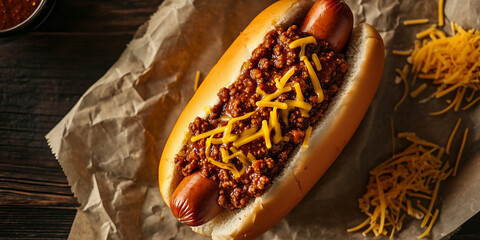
170,171,222,226
300,0,353,52
169,0,354,226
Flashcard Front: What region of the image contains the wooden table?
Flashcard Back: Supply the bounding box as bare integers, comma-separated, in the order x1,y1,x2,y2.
0,0,161,238
0,0,478,239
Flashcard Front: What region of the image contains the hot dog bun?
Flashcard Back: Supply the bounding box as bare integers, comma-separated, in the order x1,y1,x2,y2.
159,0,385,239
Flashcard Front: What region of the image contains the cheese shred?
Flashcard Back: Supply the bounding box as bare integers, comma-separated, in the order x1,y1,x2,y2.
262,120,272,149
376,175,387,234
270,107,282,144
446,118,461,154
392,49,413,56
347,218,370,232
453,128,468,176
289,36,317,57
194,71,201,91
394,65,409,111
410,83,428,98
312,53,322,71
191,126,227,142
403,19,429,26
390,118,395,156
301,56,324,102
438,0,445,27
418,209,440,238
256,101,288,109
302,126,313,149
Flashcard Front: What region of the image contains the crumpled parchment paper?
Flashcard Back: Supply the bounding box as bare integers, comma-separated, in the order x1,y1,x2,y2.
46,0,480,239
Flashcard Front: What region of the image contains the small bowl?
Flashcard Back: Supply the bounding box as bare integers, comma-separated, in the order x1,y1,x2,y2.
0,0,56,37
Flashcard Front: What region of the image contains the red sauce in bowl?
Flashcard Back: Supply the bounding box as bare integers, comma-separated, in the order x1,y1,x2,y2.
0,0,42,30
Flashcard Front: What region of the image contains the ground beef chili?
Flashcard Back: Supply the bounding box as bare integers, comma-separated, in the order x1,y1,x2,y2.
175,25,348,210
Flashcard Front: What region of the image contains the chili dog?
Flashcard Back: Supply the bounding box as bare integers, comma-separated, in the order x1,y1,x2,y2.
170,0,354,227
159,0,385,239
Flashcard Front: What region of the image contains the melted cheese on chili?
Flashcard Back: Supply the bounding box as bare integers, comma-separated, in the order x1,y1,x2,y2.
191,36,329,178
301,55,325,102
289,36,317,57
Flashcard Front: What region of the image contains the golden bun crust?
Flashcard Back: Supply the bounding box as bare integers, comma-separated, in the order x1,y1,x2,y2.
159,0,385,239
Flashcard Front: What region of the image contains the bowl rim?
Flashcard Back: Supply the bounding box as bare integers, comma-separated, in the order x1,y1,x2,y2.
0,0,51,34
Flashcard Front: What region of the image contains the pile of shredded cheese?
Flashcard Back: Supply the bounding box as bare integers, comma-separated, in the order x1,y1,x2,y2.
189,36,323,178
348,120,469,239
351,1,473,238
393,22,480,114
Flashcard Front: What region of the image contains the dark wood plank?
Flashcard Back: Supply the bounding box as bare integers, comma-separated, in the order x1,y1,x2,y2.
0,206,76,239
0,34,135,210
38,0,161,33
0,0,162,238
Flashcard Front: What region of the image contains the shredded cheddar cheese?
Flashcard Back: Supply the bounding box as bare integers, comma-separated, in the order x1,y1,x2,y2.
211,136,237,145
302,126,312,149
277,68,296,89
256,101,288,109
239,126,258,140
347,218,370,232
289,36,317,57
410,83,427,98
392,49,413,56
416,26,437,39
263,86,293,102
194,71,201,91
269,107,283,144
462,96,480,110
421,180,440,228
390,118,395,156
206,135,243,178
438,0,445,27
284,100,312,111
446,118,461,154
301,56,324,102
312,53,322,71
262,120,272,149
219,115,231,122
453,128,468,176
403,19,429,26
394,65,409,111
223,112,255,142
191,126,227,142
376,175,386,235
256,86,267,96
348,127,468,238
229,147,251,167
418,209,440,238
294,83,309,117
233,122,269,148
247,153,256,162
396,22,480,114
